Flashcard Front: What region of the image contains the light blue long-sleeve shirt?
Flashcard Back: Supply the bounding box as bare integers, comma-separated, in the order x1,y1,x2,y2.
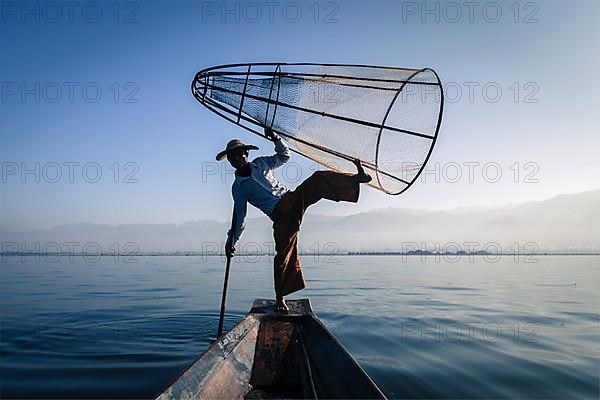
227,138,291,247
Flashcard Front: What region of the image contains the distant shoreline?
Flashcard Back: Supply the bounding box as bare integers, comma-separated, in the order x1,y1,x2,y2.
1,252,599,257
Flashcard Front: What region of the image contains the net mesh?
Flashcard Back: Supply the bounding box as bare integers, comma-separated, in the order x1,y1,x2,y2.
193,63,443,195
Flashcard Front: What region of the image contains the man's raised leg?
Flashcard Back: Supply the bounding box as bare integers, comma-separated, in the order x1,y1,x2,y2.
296,160,371,208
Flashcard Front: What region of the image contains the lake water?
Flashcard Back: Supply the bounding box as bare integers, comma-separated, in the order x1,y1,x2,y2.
0,255,598,399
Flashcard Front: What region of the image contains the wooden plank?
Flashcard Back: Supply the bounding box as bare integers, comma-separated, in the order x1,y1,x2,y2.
249,320,295,387
249,298,313,317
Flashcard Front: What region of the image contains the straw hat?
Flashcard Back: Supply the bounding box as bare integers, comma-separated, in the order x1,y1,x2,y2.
216,139,259,161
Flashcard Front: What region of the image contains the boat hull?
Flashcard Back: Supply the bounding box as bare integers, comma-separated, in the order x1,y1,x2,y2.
156,299,386,399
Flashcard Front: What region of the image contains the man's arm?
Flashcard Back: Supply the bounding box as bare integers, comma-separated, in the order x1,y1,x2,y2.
226,187,247,255
259,127,291,170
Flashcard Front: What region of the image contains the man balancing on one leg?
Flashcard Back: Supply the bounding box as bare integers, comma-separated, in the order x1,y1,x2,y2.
218,127,372,313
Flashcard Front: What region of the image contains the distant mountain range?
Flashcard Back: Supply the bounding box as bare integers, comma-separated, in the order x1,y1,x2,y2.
1,190,599,254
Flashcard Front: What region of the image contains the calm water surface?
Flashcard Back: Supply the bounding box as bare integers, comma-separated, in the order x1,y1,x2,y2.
1,255,598,399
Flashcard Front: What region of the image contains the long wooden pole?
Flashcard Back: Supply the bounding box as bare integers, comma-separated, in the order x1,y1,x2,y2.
217,210,236,339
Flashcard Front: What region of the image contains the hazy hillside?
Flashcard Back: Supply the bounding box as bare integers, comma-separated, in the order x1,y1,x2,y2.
1,190,598,254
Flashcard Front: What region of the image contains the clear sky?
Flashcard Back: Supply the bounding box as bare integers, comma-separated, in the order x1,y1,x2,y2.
1,0,599,231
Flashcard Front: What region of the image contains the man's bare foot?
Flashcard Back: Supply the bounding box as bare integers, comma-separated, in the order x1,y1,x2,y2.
274,297,289,313
353,159,372,183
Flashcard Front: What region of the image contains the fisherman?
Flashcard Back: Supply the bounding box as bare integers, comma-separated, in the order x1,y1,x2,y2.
217,127,372,312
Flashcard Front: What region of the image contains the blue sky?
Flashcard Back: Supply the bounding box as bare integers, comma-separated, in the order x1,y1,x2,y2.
1,0,599,230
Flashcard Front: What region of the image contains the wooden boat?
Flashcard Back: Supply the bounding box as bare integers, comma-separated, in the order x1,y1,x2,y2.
156,299,387,399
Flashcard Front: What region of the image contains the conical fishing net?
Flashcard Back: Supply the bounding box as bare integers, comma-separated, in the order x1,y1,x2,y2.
192,63,443,195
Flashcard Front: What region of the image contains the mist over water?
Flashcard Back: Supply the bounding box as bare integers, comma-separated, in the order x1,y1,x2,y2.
1,255,598,399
